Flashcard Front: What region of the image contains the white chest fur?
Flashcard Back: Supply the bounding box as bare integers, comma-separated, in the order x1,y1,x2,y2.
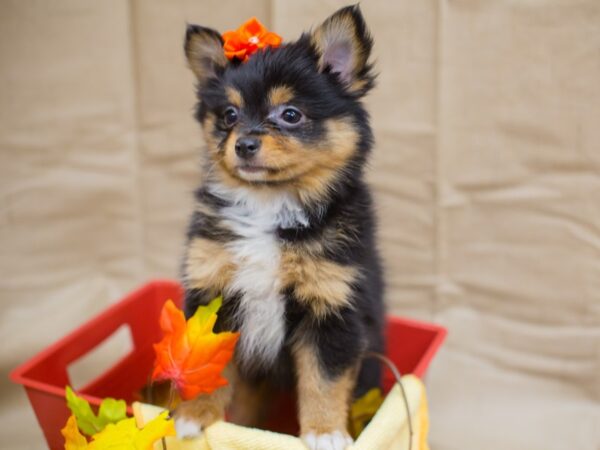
213,184,308,369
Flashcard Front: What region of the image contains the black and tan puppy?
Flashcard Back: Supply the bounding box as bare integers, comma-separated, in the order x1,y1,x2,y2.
176,5,384,449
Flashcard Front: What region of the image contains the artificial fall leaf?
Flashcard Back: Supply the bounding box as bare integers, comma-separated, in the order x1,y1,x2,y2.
65,386,127,436
349,387,384,439
152,297,239,400
61,415,88,450
90,412,175,450
62,412,175,450
222,17,282,62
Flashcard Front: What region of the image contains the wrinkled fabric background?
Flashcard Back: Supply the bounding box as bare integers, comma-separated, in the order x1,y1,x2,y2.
1,1,599,449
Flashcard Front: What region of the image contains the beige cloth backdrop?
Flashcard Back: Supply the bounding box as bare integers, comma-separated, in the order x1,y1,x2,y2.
1,1,599,449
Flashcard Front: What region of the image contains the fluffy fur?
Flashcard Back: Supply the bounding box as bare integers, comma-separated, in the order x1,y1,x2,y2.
179,5,384,449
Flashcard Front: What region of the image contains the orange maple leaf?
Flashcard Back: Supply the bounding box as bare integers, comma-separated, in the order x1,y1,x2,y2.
151,297,239,400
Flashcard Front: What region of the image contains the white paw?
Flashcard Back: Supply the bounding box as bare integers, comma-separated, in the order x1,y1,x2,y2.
174,417,202,439
302,430,353,450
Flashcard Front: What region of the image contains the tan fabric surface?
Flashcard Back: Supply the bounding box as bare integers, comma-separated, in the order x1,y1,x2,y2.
1,1,598,449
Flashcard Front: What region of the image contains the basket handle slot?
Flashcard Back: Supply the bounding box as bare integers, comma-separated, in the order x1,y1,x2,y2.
66,324,134,391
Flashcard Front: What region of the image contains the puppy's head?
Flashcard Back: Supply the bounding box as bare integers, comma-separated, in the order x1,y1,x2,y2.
185,5,374,203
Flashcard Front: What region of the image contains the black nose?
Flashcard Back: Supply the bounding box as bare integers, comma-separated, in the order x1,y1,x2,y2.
235,137,261,159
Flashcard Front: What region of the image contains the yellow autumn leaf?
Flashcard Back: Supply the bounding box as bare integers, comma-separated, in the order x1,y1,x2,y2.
187,296,222,338
349,387,384,439
89,412,175,450
61,415,88,450
62,411,175,450
136,411,177,449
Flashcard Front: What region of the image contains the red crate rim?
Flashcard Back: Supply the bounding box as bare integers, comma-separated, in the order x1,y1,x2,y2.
9,279,447,401
8,279,180,405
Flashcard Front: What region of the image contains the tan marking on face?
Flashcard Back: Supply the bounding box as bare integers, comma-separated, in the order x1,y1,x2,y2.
209,116,359,205
202,113,220,156
221,132,284,184
294,118,360,203
184,237,236,294
293,342,356,435
261,118,357,180
221,130,242,170
226,87,244,108
280,245,358,318
268,85,295,106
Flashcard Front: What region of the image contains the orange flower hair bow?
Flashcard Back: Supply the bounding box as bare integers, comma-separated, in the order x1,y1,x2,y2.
222,17,282,62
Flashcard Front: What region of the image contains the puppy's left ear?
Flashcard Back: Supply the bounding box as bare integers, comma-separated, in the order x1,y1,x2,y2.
311,5,374,96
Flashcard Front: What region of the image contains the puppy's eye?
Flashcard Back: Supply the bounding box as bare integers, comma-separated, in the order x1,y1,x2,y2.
281,108,302,124
223,107,239,127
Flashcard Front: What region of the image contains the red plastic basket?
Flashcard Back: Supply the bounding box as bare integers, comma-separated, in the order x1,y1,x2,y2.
10,280,446,449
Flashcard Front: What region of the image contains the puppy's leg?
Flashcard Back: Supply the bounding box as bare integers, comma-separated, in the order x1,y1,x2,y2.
294,343,356,450
228,377,270,428
173,365,234,438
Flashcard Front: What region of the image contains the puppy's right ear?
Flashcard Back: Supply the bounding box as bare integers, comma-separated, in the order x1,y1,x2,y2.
185,25,228,83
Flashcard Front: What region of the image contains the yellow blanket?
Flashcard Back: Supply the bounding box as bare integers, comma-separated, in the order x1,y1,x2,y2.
134,375,429,450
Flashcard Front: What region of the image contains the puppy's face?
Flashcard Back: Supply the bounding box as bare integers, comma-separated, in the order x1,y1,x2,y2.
185,6,374,201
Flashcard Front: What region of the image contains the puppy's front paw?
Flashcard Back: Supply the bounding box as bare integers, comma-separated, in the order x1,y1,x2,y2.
172,393,226,440
174,416,203,440
302,430,353,450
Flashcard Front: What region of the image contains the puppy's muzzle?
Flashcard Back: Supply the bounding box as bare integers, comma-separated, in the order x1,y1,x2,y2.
235,137,261,159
